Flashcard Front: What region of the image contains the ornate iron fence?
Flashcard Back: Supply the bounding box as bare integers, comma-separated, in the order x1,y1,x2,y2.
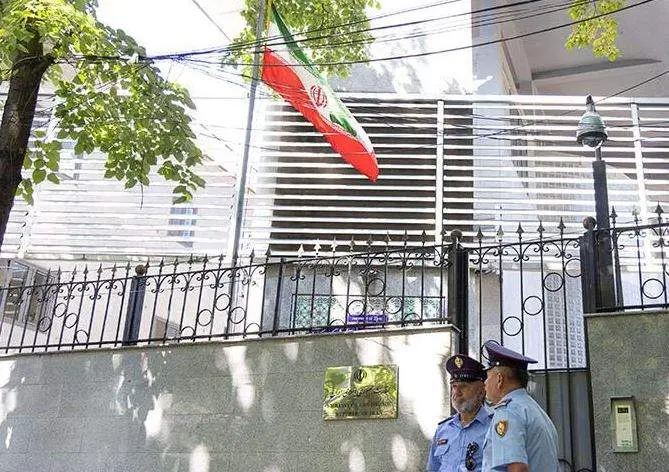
6,213,667,472
1,211,667,357
0,236,458,354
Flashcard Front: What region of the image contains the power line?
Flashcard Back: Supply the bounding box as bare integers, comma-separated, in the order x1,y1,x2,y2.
215,0,550,56
183,61,669,142
189,0,232,42
243,0,585,57
222,0,656,67
73,0,559,63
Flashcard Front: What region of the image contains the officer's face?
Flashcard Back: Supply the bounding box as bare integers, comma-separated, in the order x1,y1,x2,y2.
484,368,502,404
450,380,484,413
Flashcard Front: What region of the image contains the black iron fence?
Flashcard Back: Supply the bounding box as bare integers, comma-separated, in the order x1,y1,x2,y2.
0,238,455,354
3,212,668,472
1,213,668,357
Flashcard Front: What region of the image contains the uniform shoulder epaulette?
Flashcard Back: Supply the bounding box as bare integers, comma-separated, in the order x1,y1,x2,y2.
438,414,455,425
493,398,512,409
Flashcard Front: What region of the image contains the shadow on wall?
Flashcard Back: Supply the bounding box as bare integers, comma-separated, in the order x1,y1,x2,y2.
0,329,452,471
330,34,465,95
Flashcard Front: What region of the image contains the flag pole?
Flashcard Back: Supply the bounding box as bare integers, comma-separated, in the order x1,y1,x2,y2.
228,0,268,263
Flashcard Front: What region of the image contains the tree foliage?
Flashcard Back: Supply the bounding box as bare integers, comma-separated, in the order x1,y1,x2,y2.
227,0,380,78
0,0,204,208
565,0,623,61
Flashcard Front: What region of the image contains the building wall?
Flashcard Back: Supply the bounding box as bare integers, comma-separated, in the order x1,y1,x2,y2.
585,310,669,472
0,326,454,472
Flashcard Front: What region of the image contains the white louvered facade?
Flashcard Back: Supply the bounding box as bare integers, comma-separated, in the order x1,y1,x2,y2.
2,95,237,261
243,94,666,257
3,93,669,261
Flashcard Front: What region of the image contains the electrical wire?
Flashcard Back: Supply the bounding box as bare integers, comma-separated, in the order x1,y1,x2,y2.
73,0,571,63
216,0,658,68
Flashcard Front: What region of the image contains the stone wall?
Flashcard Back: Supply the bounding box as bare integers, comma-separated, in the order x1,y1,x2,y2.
0,326,454,472
585,310,669,472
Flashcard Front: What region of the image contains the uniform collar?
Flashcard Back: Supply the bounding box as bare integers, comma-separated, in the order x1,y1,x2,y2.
501,387,526,402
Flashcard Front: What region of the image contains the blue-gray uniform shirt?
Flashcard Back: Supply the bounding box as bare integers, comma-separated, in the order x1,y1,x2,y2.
482,388,559,472
427,405,493,472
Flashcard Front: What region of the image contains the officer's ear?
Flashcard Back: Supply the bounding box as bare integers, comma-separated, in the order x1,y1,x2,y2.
496,367,511,386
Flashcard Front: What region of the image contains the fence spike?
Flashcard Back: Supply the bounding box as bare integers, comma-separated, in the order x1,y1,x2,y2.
558,217,566,232
349,237,355,252
297,244,304,258
331,236,337,254
537,220,545,234
265,247,271,258
655,202,664,217
314,240,321,256
385,232,391,245
366,234,374,247
516,222,524,236
496,225,504,242
476,227,483,242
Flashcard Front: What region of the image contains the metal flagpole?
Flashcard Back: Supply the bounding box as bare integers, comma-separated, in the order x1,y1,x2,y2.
228,0,268,263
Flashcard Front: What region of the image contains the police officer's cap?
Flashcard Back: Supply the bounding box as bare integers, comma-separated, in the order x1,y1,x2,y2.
483,340,537,370
446,354,486,382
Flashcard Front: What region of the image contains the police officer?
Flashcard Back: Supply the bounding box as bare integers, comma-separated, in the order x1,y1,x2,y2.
481,341,559,472
427,355,492,472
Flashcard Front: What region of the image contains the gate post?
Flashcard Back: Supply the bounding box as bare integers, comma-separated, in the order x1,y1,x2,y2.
579,217,598,314
447,229,469,354
579,217,600,470
122,264,147,346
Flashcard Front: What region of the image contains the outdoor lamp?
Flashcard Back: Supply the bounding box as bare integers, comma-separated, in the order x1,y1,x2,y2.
577,95,608,151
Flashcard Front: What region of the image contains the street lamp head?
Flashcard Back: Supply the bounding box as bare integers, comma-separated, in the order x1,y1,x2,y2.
577,95,608,148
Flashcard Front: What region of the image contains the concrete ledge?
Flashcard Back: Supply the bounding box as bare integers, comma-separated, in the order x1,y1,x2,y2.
0,323,457,361
584,308,669,319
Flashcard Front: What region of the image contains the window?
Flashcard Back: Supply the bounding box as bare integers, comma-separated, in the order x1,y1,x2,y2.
0,260,55,327
150,317,181,340
168,206,198,248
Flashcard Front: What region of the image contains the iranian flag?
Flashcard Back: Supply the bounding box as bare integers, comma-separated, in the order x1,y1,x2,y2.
261,4,379,181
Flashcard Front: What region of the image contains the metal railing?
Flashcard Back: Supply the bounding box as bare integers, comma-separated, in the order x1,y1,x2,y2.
0,238,456,354
586,205,669,313
1,211,667,356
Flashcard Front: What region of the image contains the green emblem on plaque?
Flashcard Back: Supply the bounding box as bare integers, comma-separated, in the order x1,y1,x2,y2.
323,364,398,420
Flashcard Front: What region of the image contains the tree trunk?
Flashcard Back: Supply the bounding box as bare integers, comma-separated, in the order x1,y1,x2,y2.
0,32,52,252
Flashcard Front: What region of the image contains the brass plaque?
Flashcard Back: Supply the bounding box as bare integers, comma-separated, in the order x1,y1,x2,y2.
323,364,398,420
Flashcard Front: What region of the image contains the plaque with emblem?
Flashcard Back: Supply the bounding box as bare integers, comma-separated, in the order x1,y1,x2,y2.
323,364,398,420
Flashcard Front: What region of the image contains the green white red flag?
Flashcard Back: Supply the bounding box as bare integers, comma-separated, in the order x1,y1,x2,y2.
260,4,379,181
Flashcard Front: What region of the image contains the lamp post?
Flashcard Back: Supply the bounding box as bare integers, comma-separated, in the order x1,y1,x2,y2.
577,95,617,309
577,95,610,228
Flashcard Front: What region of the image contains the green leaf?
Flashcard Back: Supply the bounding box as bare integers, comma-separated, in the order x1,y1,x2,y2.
1,0,209,220
228,0,380,78
33,168,46,184
565,0,623,61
